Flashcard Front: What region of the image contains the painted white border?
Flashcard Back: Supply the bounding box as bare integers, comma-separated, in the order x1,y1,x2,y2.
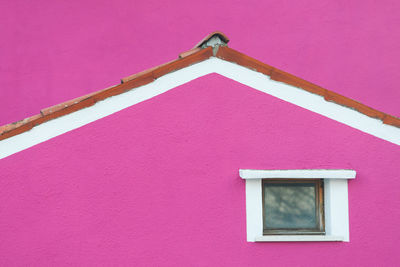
242,169,354,242
1,57,400,159
239,169,356,179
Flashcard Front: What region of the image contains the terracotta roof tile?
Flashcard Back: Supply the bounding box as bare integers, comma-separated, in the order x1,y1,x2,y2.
216,46,325,96
121,47,213,83
0,114,42,137
0,32,399,142
383,115,400,127
216,46,275,76
179,47,202,58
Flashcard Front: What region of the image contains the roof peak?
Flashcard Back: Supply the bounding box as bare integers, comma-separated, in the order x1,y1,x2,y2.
193,31,229,49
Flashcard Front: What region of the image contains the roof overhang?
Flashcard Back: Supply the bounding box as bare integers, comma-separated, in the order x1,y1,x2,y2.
0,32,399,159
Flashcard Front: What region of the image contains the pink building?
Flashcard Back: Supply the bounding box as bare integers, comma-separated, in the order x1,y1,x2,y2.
0,32,399,266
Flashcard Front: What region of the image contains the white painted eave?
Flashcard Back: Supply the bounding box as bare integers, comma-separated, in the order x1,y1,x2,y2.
239,169,356,179
1,57,400,160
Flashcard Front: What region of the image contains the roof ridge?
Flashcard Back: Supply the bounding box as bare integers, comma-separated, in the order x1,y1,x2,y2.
193,31,230,49
0,32,399,142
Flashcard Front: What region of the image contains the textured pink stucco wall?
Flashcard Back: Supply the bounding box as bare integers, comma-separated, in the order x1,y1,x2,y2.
1,1,400,266
1,75,400,266
1,0,400,126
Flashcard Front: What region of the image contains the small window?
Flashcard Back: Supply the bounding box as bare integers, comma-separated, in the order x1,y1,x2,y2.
262,179,324,235
240,169,355,242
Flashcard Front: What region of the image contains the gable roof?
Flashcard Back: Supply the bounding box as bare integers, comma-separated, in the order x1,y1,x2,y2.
0,32,399,159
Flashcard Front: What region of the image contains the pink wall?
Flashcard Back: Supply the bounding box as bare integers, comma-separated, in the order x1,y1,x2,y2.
0,75,399,266
1,0,400,127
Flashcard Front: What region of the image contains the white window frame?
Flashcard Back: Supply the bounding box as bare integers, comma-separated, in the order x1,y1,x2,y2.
239,169,356,242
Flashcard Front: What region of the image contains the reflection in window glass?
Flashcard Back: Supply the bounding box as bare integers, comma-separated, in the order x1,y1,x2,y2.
264,182,316,229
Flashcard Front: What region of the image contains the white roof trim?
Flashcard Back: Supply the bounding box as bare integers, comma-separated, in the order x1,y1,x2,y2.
0,57,399,160
239,169,356,179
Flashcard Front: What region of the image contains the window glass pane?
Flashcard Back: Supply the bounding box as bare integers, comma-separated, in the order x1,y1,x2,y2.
264,182,317,229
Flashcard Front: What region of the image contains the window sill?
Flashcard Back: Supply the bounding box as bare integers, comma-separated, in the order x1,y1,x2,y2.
255,235,344,242
240,169,356,179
